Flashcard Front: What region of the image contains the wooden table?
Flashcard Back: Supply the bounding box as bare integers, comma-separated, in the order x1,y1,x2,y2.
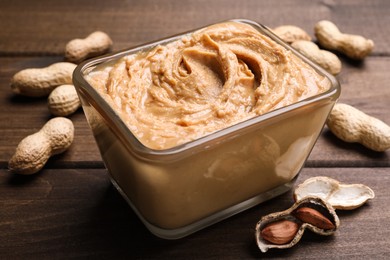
1,0,389,258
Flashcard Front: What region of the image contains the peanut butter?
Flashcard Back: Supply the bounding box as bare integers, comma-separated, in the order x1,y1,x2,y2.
86,22,330,150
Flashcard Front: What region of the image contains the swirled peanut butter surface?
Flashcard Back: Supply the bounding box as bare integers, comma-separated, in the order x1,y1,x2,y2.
86,22,330,150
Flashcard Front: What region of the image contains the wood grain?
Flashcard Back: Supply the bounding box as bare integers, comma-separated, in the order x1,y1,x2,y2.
0,168,389,258
0,0,389,55
0,0,389,258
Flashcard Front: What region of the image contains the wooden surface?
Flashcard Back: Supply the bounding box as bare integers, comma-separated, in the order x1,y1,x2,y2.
1,0,389,259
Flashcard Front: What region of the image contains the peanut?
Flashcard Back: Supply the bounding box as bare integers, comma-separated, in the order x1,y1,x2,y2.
10,62,76,97
65,31,113,63
314,20,374,60
327,103,390,152
8,117,74,175
261,219,299,245
293,207,335,230
272,25,312,44
291,40,341,75
48,84,81,116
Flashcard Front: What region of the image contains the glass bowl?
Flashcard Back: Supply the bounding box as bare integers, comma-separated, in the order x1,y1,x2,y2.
73,19,340,239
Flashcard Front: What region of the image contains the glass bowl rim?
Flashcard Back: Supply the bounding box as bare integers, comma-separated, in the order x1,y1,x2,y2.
73,18,340,160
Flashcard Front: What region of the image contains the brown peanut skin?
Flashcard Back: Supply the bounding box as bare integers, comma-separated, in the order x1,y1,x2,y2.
8,117,74,175
260,219,299,245
10,62,76,97
293,207,335,230
327,103,390,152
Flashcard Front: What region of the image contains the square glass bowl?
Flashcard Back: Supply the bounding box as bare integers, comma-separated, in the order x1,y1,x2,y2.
73,19,340,239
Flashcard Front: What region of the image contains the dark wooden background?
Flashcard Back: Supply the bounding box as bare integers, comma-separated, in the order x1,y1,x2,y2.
1,0,389,259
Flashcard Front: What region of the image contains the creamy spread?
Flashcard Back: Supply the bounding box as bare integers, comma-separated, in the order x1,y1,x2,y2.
86,22,330,150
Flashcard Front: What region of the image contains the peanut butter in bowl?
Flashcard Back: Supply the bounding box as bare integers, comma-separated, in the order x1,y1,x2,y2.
75,19,339,239
85,21,330,150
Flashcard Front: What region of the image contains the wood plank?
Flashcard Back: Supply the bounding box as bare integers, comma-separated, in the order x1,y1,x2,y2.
1,56,389,167
0,167,388,258
0,0,389,55
0,0,388,259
